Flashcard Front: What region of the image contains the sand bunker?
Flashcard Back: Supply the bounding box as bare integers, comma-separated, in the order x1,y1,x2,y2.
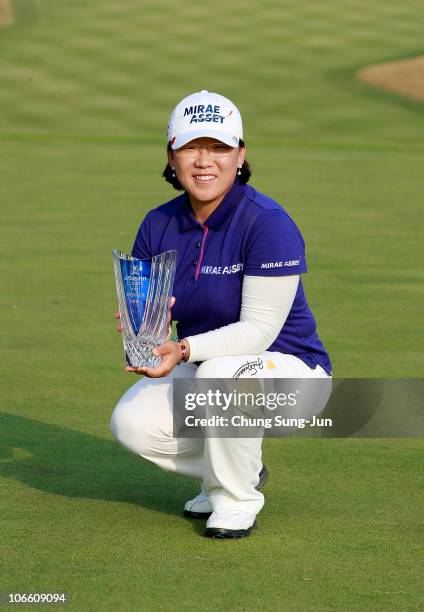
357,56,424,102
0,0,14,26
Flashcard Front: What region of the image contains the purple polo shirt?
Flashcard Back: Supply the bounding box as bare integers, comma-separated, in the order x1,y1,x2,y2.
132,180,332,375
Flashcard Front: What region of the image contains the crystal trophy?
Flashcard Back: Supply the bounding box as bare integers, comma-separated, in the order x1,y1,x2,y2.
113,249,177,368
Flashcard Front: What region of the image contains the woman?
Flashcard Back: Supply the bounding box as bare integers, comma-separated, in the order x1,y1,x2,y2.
111,90,332,539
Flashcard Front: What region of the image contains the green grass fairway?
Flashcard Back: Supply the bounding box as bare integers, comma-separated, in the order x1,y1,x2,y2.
1,0,423,610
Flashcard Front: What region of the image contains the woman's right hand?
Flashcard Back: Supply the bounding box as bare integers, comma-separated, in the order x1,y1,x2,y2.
115,311,123,333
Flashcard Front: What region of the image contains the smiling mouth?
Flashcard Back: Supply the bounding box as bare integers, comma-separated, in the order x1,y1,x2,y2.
193,174,216,183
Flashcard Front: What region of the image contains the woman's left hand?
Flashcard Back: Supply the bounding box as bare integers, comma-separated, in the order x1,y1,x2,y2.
125,340,182,378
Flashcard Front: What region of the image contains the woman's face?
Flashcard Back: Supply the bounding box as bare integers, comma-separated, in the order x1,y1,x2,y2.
168,137,245,208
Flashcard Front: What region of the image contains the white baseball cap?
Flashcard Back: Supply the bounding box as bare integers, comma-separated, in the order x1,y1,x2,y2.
167,90,243,150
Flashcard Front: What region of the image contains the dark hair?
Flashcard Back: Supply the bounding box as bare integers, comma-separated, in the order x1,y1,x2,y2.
162,139,251,190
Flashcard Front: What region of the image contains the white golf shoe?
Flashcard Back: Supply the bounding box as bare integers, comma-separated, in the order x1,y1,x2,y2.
183,491,211,518
183,464,269,519
205,510,258,539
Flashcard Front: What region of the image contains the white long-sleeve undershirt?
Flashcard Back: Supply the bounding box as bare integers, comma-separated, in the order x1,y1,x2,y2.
186,274,300,363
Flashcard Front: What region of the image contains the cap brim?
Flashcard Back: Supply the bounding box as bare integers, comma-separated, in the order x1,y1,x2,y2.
171,129,240,149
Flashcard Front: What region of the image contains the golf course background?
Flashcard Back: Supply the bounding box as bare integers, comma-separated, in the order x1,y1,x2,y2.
1,0,423,610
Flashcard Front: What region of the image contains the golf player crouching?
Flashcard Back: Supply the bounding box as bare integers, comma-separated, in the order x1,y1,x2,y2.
110,90,332,539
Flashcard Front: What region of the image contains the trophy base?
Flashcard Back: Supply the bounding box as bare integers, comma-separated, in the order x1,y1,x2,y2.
124,339,161,369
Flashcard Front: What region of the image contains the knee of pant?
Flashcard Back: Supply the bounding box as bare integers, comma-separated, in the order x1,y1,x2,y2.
110,400,152,456
195,357,232,378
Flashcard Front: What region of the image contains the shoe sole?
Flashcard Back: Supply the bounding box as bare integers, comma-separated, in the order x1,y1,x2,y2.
183,509,211,519
205,519,258,539
184,466,269,519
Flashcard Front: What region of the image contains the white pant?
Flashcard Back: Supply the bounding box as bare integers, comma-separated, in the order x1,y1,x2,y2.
110,352,331,515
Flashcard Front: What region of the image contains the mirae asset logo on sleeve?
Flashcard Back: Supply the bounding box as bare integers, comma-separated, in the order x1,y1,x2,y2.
260,259,300,269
